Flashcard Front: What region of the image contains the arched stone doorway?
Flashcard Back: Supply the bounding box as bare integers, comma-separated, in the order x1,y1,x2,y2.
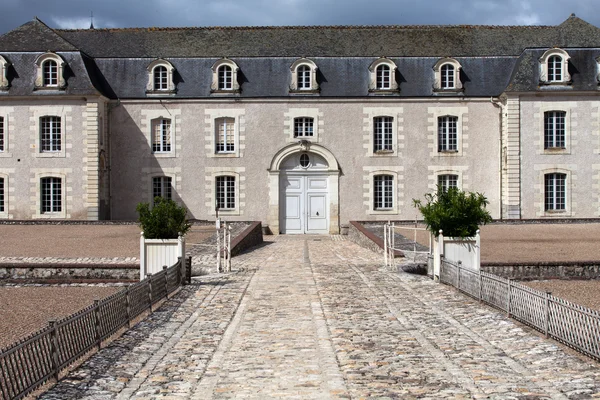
267,142,340,234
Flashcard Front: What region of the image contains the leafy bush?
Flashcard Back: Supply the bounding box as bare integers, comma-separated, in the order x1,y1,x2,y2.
137,197,192,239
413,187,492,238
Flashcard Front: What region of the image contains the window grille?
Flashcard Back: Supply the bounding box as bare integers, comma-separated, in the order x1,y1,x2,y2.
152,119,171,152
153,66,168,90
544,111,566,149
438,174,458,192
376,64,391,89
40,116,61,152
548,56,563,82
441,64,455,89
374,175,393,210
438,116,458,152
41,177,62,213
42,60,58,86
218,65,233,90
294,117,314,137
374,116,393,152
297,65,311,89
152,176,172,204
216,176,235,210
545,173,566,211
0,116,4,152
215,118,235,153
0,177,4,213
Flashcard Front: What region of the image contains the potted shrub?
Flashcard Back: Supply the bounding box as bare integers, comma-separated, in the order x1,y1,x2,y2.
137,197,192,280
413,187,492,277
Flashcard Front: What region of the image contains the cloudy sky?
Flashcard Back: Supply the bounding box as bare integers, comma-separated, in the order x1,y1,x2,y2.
0,0,598,33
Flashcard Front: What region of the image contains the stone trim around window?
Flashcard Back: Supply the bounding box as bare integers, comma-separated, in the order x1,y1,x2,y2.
289,58,319,94
204,167,246,217
30,106,71,158
145,59,177,95
204,108,245,158
283,108,322,143
535,102,576,155
433,58,463,93
140,108,181,158
0,55,10,90
368,57,399,93
34,52,66,90
534,165,575,217
427,106,468,157
0,107,14,158
362,107,404,157
427,166,469,192
363,166,404,216
210,58,241,94
539,48,571,85
141,167,181,204
30,169,72,219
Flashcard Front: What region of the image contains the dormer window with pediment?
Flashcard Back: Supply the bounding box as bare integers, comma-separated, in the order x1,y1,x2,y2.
0,55,10,90
433,58,463,92
34,53,66,90
368,58,398,93
146,59,176,94
539,48,571,85
211,58,240,93
290,58,319,94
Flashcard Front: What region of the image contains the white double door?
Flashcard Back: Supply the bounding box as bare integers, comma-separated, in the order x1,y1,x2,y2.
281,174,329,234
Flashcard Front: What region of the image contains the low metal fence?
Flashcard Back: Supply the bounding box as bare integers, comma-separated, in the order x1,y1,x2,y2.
440,258,600,361
0,256,190,400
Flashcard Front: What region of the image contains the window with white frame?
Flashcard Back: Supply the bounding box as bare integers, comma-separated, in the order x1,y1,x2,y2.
151,118,171,153
438,174,458,192
0,55,9,89
547,56,563,82
43,60,58,86
211,59,240,93
0,177,4,213
215,117,235,153
544,111,566,149
539,48,571,84
433,58,462,91
290,59,319,93
34,53,65,89
545,173,566,211
294,117,314,138
438,116,458,152
41,177,62,213
216,176,235,210
440,64,455,89
373,116,393,152
153,65,168,90
374,175,394,210
152,176,172,204
297,65,311,90
40,116,61,152
218,65,233,90
0,116,4,152
376,64,391,90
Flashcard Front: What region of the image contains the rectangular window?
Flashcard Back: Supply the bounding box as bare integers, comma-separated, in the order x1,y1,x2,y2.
152,176,172,205
41,177,62,213
374,175,393,210
545,173,566,211
438,116,458,152
215,118,235,153
294,117,314,137
548,56,562,82
0,177,4,213
152,118,171,153
438,174,458,192
0,116,4,152
218,66,232,90
43,61,58,86
154,66,168,90
216,176,235,210
544,111,566,149
40,116,61,152
374,116,393,152
297,65,311,89
376,65,391,90
441,64,455,89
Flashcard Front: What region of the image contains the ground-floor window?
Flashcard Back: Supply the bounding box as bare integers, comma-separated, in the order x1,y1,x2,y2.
216,176,235,210
545,173,566,211
437,174,458,192
374,174,393,210
41,177,62,213
0,177,4,212
152,176,172,204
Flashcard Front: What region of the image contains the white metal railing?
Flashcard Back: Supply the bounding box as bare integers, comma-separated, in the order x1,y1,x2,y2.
216,219,232,273
439,257,600,361
383,221,431,270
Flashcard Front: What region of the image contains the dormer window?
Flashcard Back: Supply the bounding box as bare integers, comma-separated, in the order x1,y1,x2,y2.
433,58,463,92
369,58,398,93
146,59,176,94
211,58,240,93
539,48,571,85
290,58,319,93
0,55,10,90
34,53,66,90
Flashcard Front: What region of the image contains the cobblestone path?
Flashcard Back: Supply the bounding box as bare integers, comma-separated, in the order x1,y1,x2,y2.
42,236,600,399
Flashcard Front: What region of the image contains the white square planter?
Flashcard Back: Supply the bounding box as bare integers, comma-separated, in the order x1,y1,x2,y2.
433,230,480,280
140,233,185,280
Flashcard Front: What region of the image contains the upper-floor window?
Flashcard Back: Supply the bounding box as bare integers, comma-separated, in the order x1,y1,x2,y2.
438,174,458,192
0,177,4,213
433,58,462,92
0,116,4,152
41,177,62,214
374,174,394,210
154,66,168,90
40,116,61,152
211,59,240,93
294,117,314,138
539,48,571,85
369,58,398,92
152,176,172,205
544,111,566,149
34,53,66,89
438,116,458,152
216,176,236,210
373,116,393,152
0,55,9,90
215,117,235,153
290,59,319,93
545,173,566,211
152,118,171,153
146,59,176,94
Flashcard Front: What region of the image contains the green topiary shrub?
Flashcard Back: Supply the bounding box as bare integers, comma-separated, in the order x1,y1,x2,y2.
136,197,192,239
413,187,492,238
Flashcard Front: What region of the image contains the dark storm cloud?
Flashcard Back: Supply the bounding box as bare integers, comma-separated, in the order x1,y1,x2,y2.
0,0,598,34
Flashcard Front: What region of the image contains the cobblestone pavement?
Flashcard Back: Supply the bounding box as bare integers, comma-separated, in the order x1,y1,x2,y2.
42,236,600,399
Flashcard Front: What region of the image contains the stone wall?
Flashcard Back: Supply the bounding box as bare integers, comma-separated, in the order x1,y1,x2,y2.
482,262,600,280
0,263,139,283
231,221,263,256
348,221,384,255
